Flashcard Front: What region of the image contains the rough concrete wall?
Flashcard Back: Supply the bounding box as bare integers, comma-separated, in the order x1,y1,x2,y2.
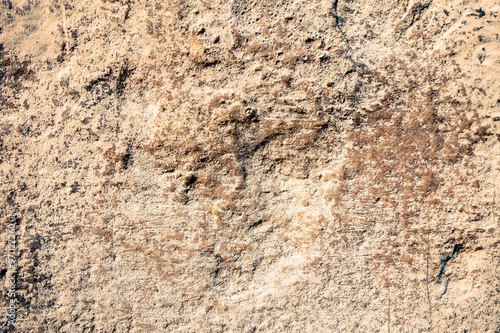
0,0,499,331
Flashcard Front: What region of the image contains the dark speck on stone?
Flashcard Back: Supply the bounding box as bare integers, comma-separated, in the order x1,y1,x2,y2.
467,8,485,18
475,8,485,18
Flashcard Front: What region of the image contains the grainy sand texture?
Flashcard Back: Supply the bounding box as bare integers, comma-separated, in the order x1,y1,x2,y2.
0,0,499,332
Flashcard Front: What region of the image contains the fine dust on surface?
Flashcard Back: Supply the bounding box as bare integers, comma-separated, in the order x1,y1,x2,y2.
0,0,499,332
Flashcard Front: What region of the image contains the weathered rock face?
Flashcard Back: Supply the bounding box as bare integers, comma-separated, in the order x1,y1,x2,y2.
0,0,499,331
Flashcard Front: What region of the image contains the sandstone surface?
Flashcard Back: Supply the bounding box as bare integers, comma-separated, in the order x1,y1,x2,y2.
0,0,499,332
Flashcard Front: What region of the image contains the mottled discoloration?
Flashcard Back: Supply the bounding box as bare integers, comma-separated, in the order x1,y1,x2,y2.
0,0,499,331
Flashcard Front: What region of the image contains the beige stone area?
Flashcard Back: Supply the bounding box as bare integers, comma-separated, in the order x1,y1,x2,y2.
0,0,499,331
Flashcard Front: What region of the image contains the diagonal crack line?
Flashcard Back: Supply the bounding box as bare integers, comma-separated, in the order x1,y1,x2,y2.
331,0,339,26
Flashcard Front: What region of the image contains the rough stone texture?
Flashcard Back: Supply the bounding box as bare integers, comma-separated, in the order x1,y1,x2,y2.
0,0,499,332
